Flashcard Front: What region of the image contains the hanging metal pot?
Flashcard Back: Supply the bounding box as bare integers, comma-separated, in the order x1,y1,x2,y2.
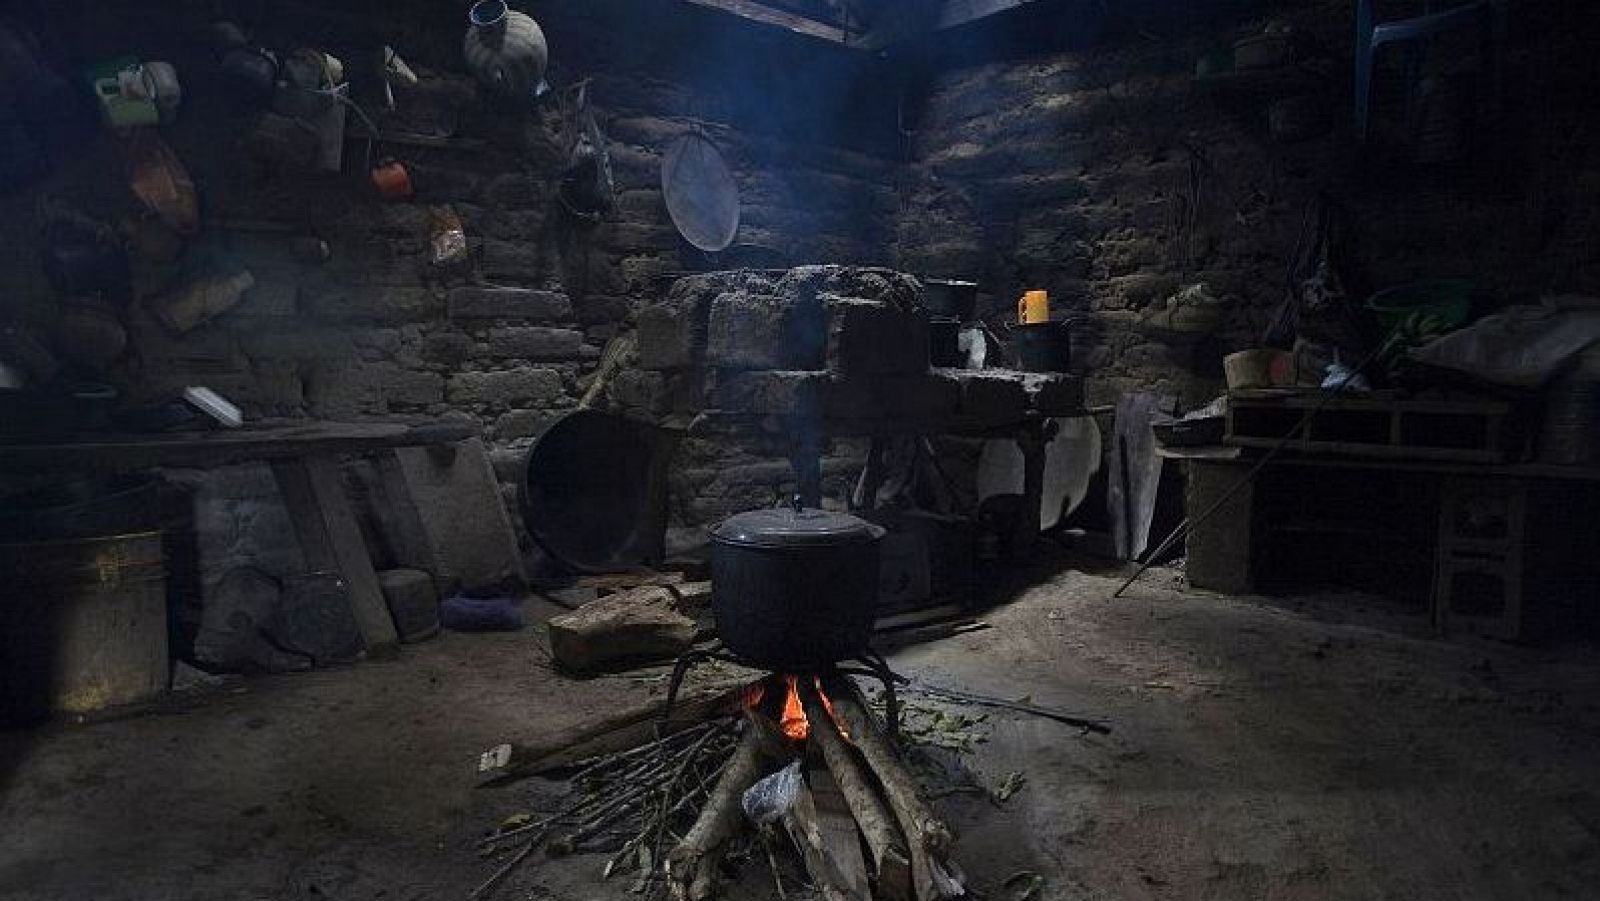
710,499,885,670
1011,321,1072,373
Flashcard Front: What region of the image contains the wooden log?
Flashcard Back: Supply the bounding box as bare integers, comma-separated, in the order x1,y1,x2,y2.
782,770,871,901
546,586,697,674
799,681,912,901
667,723,772,901
476,686,742,785
827,682,961,901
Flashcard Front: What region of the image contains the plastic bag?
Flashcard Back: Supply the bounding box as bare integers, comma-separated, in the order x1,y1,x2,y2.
741,759,803,826
1409,296,1600,387
429,207,468,268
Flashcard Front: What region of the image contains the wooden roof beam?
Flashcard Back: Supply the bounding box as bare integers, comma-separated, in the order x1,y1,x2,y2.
682,0,857,44
934,0,1050,30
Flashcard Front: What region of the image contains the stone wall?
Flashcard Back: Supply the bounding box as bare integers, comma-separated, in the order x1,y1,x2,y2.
0,1,904,564
10,0,1600,579
894,0,1600,409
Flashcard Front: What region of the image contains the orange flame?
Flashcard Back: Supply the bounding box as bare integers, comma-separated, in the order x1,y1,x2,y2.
815,677,849,741
779,675,808,741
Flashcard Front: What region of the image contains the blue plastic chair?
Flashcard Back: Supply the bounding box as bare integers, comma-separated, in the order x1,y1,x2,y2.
1355,0,1507,140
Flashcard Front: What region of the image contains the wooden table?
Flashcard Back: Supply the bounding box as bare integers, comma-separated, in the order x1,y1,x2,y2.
0,420,476,654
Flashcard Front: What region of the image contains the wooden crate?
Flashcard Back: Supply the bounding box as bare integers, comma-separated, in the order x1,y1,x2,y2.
1225,389,1510,463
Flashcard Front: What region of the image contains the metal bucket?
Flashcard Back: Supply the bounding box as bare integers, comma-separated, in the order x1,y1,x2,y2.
0,531,167,726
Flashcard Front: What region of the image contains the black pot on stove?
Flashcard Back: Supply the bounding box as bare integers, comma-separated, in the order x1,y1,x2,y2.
710,499,885,671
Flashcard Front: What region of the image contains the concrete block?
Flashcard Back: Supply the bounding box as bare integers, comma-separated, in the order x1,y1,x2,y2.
706,292,825,370
953,371,1028,421
447,287,572,321
825,296,929,375
637,302,704,370
486,327,587,361
708,370,824,417
446,367,565,408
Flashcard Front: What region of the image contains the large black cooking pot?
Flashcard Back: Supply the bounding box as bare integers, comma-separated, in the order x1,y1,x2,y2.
711,501,885,670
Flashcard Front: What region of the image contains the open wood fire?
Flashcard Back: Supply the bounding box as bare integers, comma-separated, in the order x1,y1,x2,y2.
474,671,964,901
668,671,963,901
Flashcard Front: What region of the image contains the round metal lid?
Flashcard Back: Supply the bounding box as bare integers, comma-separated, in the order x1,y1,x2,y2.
661,133,740,253
712,501,882,548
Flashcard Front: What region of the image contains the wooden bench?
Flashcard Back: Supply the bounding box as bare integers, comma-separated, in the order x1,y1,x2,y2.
0,420,477,655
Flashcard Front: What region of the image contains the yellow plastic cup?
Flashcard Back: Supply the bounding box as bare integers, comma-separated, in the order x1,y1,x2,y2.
1018,289,1050,324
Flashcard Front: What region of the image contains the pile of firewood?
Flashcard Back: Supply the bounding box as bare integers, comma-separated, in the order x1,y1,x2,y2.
475,674,965,901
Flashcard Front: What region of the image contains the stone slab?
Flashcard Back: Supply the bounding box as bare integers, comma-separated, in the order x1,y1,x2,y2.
394,438,527,594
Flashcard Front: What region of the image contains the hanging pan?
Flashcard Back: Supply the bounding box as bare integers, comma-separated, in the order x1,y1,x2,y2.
661,131,739,253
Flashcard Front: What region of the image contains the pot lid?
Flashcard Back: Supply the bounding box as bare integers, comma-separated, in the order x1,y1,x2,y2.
712,499,882,548
661,133,740,253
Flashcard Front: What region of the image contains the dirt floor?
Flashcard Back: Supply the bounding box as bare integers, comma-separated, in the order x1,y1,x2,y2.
4,559,1600,901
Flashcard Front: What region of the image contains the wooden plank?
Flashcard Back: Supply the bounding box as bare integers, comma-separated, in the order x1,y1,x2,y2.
1227,436,1504,463
1013,419,1047,556
683,0,854,42
1155,444,1244,461
475,684,748,785
272,455,400,655
0,419,476,471
1228,390,1510,415
371,450,443,584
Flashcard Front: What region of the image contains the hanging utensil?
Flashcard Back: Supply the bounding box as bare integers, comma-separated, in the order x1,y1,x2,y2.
661,130,740,253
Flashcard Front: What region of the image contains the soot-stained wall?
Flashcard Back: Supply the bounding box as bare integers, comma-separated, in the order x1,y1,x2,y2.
0,0,902,556
894,0,1600,409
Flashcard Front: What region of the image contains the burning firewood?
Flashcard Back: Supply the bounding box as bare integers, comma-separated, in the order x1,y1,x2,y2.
827,679,965,901
481,671,968,901
782,769,872,901
666,719,774,901
798,679,913,901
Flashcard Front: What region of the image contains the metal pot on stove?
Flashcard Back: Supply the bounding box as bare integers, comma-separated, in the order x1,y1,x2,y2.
710,498,885,671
